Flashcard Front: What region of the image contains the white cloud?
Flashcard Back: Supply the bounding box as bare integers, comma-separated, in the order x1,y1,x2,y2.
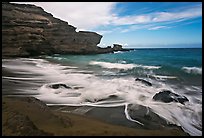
148,26,167,30
13,2,202,33
111,15,152,25
112,4,201,32
14,2,116,30
112,4,201,26
152,6,201,22
96,30,113,35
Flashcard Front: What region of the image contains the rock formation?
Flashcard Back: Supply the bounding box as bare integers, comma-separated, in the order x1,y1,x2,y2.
152,90,189,105
2,2,130,58
48,83,72,89
127,104,177,129
135,78,152,86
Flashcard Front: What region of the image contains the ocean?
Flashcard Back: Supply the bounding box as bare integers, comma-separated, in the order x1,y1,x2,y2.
2,48,202,136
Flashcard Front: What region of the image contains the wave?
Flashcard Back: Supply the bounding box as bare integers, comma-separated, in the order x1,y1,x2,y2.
181,67,202,75
113,51,124,54
148,75,177,80
89,61,136,70
2,76,43,81
2,58,201,136
89,61,161,70
138,65,161,69
118,60,127,64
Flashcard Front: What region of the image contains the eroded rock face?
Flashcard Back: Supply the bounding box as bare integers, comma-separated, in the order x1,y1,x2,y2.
2,2,103,57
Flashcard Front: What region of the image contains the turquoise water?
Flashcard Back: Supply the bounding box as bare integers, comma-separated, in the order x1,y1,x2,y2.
47,48,202,86
2,48,202,136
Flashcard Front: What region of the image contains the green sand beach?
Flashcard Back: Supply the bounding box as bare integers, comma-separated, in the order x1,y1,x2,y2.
2,96,188,136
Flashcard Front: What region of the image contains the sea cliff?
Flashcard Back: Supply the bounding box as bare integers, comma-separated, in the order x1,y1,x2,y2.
2,2,127,58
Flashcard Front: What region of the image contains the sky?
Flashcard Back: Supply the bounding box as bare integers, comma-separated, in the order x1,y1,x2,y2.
14,2,202,48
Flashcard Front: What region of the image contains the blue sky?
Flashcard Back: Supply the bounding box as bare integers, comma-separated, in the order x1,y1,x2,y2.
15,2,202,48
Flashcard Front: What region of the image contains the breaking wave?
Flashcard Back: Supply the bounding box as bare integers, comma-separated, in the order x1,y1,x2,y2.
2,58,202,136
182,67,202,75
148,74,177,80
89,61,161,70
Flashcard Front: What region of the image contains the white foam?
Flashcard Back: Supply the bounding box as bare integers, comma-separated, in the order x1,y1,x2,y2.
89,61,161,70
138,65,161,69
182,67,202,75
185,86,202,92
149,75,177,80
113,51,124,54
150,103,202,136
2,58,202,136
2,76,43,80
124,103,144,126
89,61,136,70
118,60,127,64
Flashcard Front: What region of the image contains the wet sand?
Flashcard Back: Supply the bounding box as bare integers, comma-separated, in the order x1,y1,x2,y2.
2,96,188,136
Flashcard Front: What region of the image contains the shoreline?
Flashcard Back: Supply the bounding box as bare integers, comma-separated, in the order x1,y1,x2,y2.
2,96,188,136
2,57,194,136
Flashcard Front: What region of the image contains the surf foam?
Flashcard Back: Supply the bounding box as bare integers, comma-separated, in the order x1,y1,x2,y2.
182,67,202,75
89,61,161,70
2,58,202,136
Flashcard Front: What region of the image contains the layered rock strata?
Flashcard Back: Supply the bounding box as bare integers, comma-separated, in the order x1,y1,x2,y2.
2,2,128,57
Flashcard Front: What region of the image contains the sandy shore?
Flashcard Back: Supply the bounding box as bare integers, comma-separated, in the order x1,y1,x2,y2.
2,96,188,136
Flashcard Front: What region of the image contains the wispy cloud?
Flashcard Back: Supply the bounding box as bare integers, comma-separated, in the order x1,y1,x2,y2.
152,5,201,22
96,30,113,35
111,4,202,26
99,3,201,33
148,26,169,30
111,15,152,25
117,24,171,33
120,24,152,33
13,2,202,33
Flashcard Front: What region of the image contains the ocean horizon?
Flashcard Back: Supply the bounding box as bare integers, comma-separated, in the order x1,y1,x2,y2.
118,44,202,49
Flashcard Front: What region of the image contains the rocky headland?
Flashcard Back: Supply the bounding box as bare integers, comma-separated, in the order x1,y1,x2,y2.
2,2,130,58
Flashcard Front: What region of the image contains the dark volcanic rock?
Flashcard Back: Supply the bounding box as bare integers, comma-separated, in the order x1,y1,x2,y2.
127,104,182,130
113,44,123,51
85,94,121,103
49,83,71,89
153,90,189,104
135,78,152,86
2,2,109,57
112,44,133,52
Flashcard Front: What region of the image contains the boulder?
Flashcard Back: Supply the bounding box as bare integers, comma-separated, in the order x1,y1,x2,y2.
48,84,71,89
152,90,189,104
127,104,182,129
